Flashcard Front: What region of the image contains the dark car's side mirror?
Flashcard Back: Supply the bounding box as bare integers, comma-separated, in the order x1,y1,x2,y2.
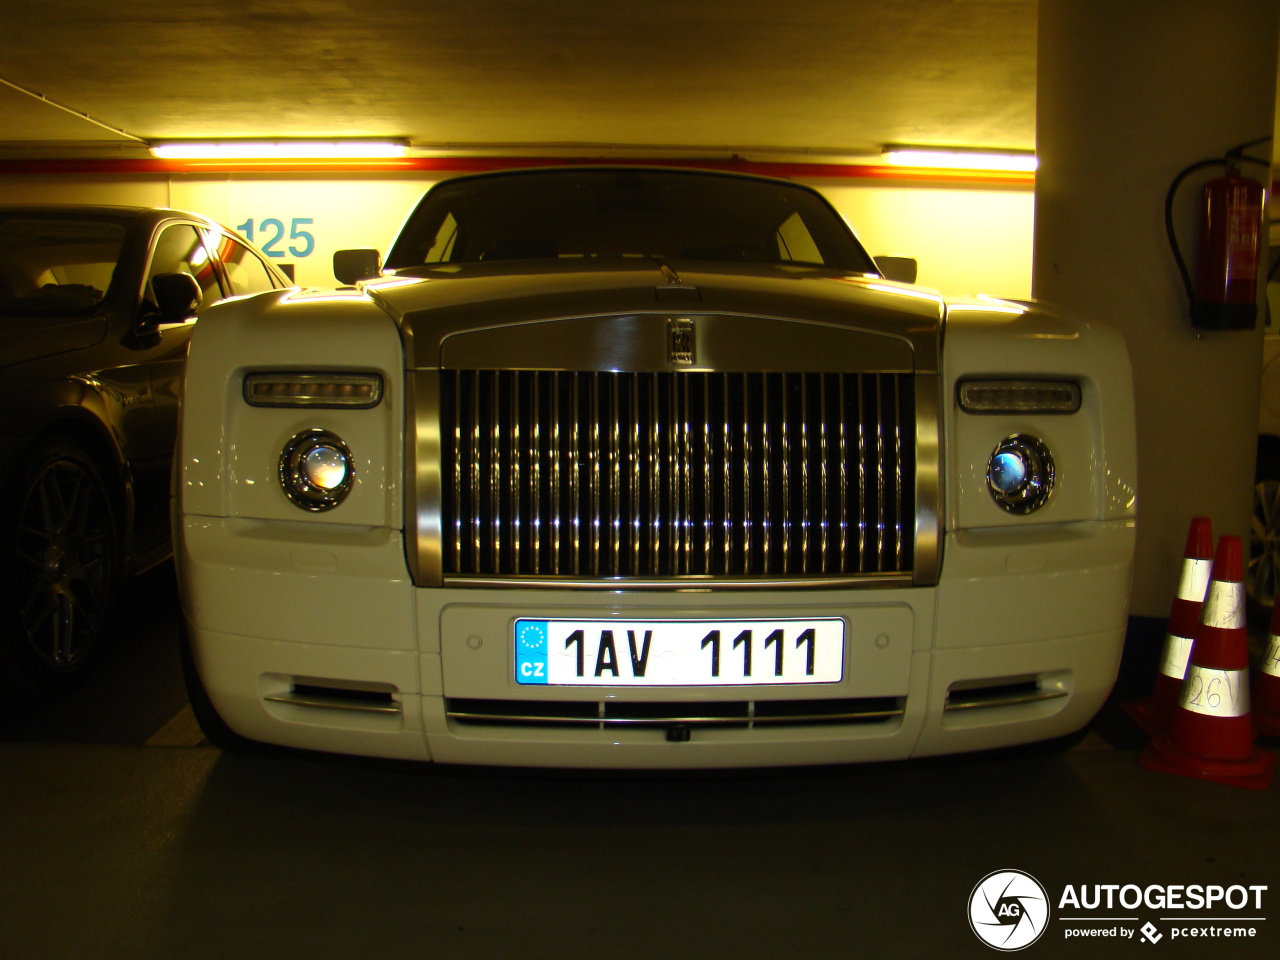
150,272,203,324
873,256,918,284
334,249,382,285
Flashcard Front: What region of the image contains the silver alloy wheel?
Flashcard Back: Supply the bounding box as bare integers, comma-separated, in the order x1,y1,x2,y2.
1248,477,1280,618
12,449,116,673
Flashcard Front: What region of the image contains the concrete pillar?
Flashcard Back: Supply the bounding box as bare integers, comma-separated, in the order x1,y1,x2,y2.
1034,0,1279,617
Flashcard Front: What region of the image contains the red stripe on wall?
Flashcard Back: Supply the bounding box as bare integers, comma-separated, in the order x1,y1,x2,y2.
0,154,1038,185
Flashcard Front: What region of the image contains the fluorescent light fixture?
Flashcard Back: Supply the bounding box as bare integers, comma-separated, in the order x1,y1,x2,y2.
882,146,1038,173
150,139,409,160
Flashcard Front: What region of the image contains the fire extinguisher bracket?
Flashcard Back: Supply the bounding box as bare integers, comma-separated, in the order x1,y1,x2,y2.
1191,300,1259,331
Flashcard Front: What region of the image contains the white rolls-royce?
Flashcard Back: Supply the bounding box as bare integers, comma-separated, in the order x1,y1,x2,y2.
175,167,1136,767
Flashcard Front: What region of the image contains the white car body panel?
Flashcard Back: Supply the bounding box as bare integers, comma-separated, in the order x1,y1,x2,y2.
176,171,1137,769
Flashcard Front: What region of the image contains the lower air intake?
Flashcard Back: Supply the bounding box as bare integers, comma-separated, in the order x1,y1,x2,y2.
445,696,905,729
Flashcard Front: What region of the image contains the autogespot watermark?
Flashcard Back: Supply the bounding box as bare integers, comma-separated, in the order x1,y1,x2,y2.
968,872,1268,949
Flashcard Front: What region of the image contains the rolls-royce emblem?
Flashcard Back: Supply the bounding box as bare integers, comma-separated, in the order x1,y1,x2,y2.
667,319,695,365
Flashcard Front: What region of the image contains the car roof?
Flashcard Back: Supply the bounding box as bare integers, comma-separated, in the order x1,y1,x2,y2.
0,204,220,227
432,163,809,190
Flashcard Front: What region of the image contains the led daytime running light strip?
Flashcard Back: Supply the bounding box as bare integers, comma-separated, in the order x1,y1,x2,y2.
244,373,383,408
958,380,1081,414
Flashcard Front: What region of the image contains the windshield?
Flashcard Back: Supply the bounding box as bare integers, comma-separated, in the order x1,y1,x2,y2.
386,169,876,272
0,215,128,317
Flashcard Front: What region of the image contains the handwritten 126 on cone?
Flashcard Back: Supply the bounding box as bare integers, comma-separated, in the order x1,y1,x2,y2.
1139,535,1276,789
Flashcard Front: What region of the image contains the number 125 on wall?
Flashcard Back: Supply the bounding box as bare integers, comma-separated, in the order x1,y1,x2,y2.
236,218,315,258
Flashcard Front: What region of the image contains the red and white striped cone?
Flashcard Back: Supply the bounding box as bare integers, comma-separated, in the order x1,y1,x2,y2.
1139,535,1276,790
1123,516,1213,734
1255,605,1280,738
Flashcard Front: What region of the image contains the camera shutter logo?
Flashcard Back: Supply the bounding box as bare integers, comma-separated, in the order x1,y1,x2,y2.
968,869,1051,951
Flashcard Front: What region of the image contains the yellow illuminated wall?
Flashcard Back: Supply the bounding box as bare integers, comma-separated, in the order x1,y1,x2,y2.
0,173,1035,297
166,177,428,287
820,182,1034,299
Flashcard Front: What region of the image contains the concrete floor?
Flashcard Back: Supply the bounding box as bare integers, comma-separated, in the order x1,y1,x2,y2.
1,567,1278,960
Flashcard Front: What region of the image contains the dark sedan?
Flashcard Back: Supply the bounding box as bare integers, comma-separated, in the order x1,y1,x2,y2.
0,205,291,696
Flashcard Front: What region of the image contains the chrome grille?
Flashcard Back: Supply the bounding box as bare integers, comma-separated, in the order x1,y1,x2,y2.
441,371,915,579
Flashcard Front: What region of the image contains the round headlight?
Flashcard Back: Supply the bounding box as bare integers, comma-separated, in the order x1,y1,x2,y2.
986,434,1054,514
280,429,355,511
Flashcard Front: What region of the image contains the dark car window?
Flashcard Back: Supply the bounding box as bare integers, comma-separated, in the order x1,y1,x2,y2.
387,169,877,273
0,216,126,316
144,224,223,317
215,235,280,296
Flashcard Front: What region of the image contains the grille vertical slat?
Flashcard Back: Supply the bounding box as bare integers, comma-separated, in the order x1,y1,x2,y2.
669,374,680,575
441,371,914,579
512,373,522,571
741,373,752,574
819,381,829,573
857,381,867,570
453,373,463,566
702,377,712,574
781,377,791,573
590,374,601,577
650,375,661,576
570,377,581,575
875,374,885,570
490,373,501,572
800,376,811,572
722,375,732,573
761,375,772,573
894,379,904,570
614,378,624,578
531,375,541,573
551,374,562,574
632,377,642,574
471,374,481,569
681,378,692,575
839,376,848,572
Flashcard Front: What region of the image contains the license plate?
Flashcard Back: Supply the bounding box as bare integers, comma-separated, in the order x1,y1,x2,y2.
514,618,845,686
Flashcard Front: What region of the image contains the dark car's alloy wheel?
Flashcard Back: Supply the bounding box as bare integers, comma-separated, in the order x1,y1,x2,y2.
1,441,118,691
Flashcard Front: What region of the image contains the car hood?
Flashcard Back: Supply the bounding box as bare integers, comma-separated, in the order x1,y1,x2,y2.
362,260,944,373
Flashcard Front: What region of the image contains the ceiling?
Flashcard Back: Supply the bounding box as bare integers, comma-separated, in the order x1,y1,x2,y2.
0,0,1039,160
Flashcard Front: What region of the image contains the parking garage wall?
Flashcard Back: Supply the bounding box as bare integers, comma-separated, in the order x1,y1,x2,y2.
0,172,1035,300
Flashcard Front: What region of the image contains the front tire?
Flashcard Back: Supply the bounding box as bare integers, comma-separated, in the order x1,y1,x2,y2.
0,440,119,696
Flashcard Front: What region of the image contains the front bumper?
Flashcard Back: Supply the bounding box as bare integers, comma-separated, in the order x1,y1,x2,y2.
180,516,1134,768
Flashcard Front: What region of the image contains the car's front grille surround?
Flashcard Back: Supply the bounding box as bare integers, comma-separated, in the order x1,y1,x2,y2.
445,696,905,729
438,370,916,580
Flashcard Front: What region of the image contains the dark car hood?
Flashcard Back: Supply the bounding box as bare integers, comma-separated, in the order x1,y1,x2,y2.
364,260,943,373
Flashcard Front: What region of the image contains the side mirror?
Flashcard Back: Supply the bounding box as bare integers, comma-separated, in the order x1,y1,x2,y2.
334,249,382,285
873,256,918,285
150,272,202,323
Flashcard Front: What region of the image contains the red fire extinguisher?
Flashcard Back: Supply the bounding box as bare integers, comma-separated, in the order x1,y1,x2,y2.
1166,137,1270,330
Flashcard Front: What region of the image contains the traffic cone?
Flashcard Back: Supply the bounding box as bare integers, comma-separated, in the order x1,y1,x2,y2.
1139,535,1276,790
1254,605,1280,737
1123,517,1213,734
